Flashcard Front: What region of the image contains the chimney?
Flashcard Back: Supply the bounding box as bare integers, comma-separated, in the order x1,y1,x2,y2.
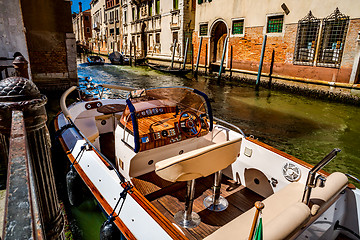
79,2,82,13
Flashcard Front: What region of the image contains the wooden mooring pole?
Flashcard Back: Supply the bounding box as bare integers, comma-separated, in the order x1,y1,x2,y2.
134,41,137,66
218,36,229,79
171,39,177,69
182,38,189,70
256,35,267,91
229,45,233,80
195,37,203,77
268,49,275,88
204,44,208,75
129,41,133,66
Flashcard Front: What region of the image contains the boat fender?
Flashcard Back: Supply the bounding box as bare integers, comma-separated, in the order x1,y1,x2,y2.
66,167,83,206
100,216,121,240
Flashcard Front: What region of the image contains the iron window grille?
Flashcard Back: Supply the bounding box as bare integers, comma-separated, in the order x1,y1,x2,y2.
293,11,321,65
232,19,244,35
316,8,349,68
200,24,208,36
267,15,284,33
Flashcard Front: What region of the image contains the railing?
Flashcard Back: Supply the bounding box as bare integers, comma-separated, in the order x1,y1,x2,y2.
2,110,44,239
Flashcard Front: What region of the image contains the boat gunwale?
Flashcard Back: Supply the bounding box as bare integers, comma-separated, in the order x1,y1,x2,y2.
54,115,188,240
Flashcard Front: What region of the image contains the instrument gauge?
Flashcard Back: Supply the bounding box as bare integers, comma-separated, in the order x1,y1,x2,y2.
146,109,152,115
161,130,168,137
159,108,164,113
152,108,158,114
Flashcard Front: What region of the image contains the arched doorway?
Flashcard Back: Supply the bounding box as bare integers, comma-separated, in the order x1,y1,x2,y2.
141,23,147,58
210,20,228,63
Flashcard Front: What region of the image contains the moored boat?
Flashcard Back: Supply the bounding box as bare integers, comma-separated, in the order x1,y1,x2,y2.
109,51,130,65
147,63,191,76
55,83,360,239
87,55,105,65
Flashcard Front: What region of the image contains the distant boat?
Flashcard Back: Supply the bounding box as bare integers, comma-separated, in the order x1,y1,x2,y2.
147,62,191,76
108,51,129,65
87,55,105,65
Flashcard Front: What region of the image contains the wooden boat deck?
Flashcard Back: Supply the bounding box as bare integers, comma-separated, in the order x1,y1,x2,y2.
132,172,264,239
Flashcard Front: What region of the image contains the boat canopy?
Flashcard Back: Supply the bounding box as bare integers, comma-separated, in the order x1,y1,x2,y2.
122,87,213,152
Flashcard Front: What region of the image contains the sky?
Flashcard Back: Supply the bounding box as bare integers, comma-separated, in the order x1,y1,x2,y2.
71,0,92,13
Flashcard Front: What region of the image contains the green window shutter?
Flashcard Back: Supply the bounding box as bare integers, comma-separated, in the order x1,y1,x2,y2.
198,0,203,4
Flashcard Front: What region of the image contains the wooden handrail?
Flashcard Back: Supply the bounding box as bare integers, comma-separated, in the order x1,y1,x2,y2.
248,201,265,240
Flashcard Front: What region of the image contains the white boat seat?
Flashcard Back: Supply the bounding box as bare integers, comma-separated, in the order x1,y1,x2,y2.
309,172,348,215
205,172,348,240
74,117,99,142
155,138,241,182
205,182,309,240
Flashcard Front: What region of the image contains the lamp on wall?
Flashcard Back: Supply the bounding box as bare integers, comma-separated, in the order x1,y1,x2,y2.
281,3,290,15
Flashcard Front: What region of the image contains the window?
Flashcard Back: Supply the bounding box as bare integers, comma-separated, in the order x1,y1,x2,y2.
137,6,140,19
267,15,284,33
132,8,135,21
86,27,90,33
85,16,89,21
110,28,114,35
149,0,153,16
199,23,208,36
173,0,178,10
156,33,160,44
116,28,120,35
294,11,320,65
293,9,349,68
316,8,349,68
172,31,178,43
115,9,119,21
232,19,244,35
124,10,127,23
155,0,160,15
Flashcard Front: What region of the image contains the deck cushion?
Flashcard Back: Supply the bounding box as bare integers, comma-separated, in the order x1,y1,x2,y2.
155,138,241,182
74,118,99,142
205,182,309,240
310,172,348,215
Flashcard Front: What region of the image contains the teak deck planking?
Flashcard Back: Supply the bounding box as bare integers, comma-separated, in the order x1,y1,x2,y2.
132,172,264,239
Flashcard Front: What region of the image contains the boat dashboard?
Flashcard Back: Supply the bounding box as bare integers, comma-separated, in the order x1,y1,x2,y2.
119,100,209,152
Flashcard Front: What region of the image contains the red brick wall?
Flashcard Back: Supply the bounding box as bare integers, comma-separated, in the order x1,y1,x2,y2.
193,19,360,84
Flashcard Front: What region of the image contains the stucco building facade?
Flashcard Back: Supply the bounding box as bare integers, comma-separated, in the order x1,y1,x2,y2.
193,0,360,85
73,3,92,49
90,0,108,55
104,0,122,53
120,0,195,65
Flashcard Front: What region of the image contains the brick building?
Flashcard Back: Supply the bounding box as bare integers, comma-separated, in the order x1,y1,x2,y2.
73,2,92,49
193,0,360,85
104,0,122,53
90,0,108,54
0,0,77,90
121,0,195,65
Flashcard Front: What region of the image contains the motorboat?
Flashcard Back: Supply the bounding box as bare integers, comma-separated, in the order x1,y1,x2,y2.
87,55,105,65
54,83,360,239
109,51,130,65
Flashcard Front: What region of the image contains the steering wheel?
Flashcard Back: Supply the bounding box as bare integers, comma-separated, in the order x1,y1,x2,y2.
178,110,202,137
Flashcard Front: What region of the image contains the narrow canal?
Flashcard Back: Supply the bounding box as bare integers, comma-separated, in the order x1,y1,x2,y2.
61,59,359,239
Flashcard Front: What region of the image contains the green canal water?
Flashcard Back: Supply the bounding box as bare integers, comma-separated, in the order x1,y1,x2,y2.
1,60,359,239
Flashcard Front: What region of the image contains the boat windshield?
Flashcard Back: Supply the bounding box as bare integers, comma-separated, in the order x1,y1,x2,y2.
121,87,213,152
